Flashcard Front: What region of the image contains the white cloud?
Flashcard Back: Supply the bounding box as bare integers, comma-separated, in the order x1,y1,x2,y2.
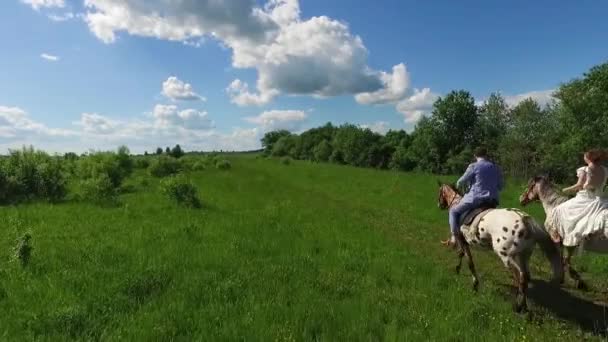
355,64,409,105
359,121,391,135
40,53,59,62
226,79,279,106
244,109,306,131
0,105,75,139
83,0,410,106
0,104,258,153
161,76,205,101
83,0,276,44
47,12,74,22
396,88,439,123
21,0,64,10
151,104,214,130
79,113,119,134
503,89,556,108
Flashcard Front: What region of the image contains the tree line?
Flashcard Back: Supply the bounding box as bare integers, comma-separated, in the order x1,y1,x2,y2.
261,61,608,183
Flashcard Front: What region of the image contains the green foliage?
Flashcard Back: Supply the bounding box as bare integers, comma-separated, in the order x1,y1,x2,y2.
0,146,67,204
149,156,181,178
155,147,163,155
77,147,133,189
313,139,332,162
216,159,231,170
261,130,291,155
390,146,416,171
134,158,150,169
78,173,118,205
170,144,185,159
160,175,201,208
281,157,292,165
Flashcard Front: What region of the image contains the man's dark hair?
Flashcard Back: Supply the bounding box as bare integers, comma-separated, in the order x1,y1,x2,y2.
474,147,488,158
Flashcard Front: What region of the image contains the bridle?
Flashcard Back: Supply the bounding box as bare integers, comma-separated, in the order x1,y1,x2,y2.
439,184,460,209
520,181,537,206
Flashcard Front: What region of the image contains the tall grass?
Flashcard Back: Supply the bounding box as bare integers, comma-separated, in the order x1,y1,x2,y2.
0,154,605,340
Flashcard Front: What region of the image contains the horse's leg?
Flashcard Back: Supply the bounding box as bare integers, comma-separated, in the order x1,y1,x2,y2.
457,234,479,291
507,257,527,313
564,246,587,290
455,247,465,274
518,253,531,313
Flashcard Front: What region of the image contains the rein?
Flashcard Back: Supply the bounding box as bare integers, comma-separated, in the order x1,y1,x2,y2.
441,185,462,209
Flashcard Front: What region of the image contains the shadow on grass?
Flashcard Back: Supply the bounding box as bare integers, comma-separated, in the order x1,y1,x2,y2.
527,280,608,337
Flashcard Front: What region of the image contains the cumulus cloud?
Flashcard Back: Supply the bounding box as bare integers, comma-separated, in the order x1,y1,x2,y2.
396,88,439,123
21,0,64,10
151,104,214,130
244,109,306,131
0,104,258,153
83,0,408,106
355,64,409,105
161,76,205,101
0,105,75,139
40,53,59,62
359,121,391,135
503,89,556,108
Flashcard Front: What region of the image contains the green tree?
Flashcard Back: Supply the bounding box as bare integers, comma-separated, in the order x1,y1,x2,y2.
156,147,163,155
261,130,291,155
171,144,185,159
313,139,332,162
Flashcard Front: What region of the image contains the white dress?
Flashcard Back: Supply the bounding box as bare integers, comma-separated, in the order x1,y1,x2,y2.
548,166,608,247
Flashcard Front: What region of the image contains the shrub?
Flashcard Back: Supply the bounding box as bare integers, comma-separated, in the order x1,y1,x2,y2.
78,174,118,205
149,156,181,177
192,161,206,171
215,159,231,170
0,146,67,204
160,175,201,208
77,149,133,189
281,157,292,165
134,158,150,169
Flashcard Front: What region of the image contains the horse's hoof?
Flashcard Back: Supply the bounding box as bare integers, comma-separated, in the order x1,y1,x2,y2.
472,280,479,292
513,302,527,314
576,280,588,291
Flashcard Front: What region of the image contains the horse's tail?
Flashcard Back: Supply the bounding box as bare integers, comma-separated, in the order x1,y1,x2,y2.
525,216,564,284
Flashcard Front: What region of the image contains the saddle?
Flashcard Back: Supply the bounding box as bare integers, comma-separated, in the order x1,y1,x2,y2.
459,199,499,244
459,199,499,227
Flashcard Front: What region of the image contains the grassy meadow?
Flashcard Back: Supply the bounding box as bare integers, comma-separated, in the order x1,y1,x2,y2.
1,154,607,341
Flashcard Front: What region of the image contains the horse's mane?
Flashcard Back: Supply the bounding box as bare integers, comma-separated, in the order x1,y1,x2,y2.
532,176,569,207
442,182,463,196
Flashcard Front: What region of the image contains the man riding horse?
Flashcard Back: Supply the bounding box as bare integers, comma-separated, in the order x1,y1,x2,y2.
441,147,504,247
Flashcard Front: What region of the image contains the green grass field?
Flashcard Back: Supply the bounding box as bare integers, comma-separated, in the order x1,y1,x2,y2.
1,155,607,341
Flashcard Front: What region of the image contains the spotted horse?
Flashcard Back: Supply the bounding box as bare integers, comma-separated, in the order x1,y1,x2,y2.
437,182,563,312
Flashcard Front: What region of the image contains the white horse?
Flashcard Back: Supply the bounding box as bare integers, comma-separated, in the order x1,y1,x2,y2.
437,182,563,312
520,176,608,290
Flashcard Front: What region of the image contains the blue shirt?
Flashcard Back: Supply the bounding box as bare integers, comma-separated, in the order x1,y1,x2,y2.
456,158,504,204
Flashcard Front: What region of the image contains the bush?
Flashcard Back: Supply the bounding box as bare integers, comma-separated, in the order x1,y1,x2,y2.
215,159,231,170
77,148,133,189
134,158,150,169
0,146,67,204
192,161,206,171
390,146,417,171
281,157,292,165
78,173,118,205
149,156,181,177
160,175,201,208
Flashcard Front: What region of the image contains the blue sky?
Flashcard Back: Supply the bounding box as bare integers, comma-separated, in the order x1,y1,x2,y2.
1,0,607,153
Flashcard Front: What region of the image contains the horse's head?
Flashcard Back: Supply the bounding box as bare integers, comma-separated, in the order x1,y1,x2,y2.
519,175,548,206
437,180,460,210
